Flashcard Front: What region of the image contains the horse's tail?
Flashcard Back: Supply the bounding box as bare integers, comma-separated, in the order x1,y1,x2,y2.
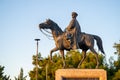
92,35,105,54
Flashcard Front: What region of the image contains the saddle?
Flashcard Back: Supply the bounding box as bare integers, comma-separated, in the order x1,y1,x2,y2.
65,32,86,45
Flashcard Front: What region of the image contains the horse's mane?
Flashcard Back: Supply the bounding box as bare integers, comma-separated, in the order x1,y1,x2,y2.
48,19,63,33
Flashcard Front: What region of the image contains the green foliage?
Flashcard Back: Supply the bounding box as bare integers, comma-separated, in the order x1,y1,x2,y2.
114,57,120,70
66,50,81,68
112,69,120,80
29,40,120,80
29,53,63,80
14,68,27,80
113,41,120,56
0,65,11,80
106,41,120,80
106,57,116,80
29,51,107,80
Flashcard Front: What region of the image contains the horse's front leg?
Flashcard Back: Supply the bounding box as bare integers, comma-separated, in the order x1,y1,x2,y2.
50,47,58,62
60,50,66,68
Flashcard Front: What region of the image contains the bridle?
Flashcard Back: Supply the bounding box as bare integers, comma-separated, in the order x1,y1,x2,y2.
40,29,53,40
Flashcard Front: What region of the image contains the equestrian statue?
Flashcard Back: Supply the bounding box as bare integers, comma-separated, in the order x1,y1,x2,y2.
39,12,105,68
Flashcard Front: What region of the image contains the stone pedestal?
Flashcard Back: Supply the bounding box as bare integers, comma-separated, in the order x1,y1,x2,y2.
55,69,107,80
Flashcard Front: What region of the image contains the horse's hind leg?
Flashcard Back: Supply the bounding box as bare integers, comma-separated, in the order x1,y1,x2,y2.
90,48,99,69
78,50,86,68
50,47,58,62
60,50,66,68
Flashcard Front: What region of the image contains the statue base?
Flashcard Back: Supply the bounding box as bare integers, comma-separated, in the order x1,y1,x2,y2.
55,69,107,80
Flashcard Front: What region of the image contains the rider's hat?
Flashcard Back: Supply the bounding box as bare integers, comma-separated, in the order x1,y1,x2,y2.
72,12,78,18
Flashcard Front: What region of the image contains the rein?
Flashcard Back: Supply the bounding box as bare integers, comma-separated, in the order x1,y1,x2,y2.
40,29,53,40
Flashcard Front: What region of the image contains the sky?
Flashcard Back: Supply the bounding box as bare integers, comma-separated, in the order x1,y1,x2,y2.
0,0,120,79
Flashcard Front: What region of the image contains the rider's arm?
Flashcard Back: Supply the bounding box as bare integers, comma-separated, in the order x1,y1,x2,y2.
66,19,75,30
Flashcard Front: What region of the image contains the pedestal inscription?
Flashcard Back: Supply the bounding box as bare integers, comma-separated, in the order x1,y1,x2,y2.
55,69,107,80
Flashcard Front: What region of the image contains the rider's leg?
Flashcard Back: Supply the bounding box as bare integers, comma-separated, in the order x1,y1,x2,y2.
72,34,79,49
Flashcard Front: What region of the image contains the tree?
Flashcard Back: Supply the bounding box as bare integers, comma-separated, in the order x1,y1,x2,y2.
29,51,107,80
14,68,27,80
113,41,120,70
113,41,120,56
112,41,120,80
107,57,116,80
0,65,11,80
112,70,120,80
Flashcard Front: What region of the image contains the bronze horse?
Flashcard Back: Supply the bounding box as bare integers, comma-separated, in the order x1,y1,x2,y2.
39,19,105,68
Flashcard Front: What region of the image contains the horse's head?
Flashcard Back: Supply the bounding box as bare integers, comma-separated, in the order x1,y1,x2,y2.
39,19,54,30
39,19,63,37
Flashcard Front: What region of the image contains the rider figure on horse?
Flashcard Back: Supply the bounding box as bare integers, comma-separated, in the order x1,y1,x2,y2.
65,12,81,50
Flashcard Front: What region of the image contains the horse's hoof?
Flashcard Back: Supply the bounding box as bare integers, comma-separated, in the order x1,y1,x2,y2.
62,66,65,69
62,65,66,69
77,65,80,68
95,66,98,69
62,64,66,69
